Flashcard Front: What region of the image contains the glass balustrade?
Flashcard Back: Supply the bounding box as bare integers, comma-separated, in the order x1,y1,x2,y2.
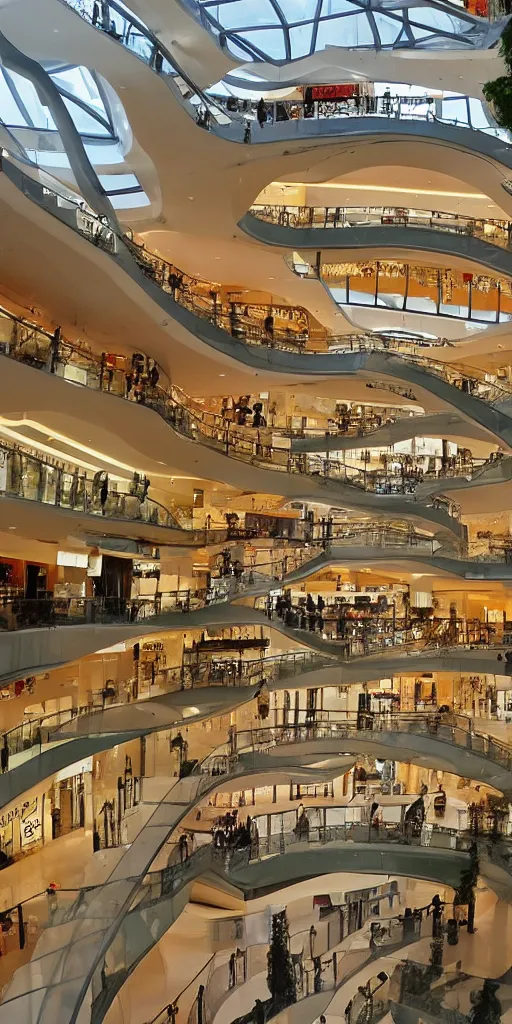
234,714,512,772
0,440,177,528
208,90,511,141
250,203,512,253
0,294,499,507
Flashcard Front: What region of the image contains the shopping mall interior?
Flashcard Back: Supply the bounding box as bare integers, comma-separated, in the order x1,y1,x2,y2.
5,2,512,1024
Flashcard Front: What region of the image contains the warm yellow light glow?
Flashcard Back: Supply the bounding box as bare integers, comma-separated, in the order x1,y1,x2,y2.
276,181,487,200
0,417,197,482
0,420,132,478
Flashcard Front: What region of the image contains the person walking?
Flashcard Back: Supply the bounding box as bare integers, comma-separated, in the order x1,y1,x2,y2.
257,98,267,127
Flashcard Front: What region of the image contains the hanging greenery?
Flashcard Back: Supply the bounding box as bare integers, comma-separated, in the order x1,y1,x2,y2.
267,911,297,1013
483,22,512,131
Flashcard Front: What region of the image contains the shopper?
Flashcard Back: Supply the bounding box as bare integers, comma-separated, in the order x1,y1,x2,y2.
178,833,189,863
100,475,109,514
0,739,8,774
257,98,267,127
252,403,266,428
263,314,274,344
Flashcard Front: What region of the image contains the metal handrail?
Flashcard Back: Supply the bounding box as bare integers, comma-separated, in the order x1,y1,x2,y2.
0,437,178,528
250,203,512,253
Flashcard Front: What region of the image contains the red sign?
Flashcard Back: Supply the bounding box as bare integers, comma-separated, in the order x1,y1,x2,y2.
310,85,356,100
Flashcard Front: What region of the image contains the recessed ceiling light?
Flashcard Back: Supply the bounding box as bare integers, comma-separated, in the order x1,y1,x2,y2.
188,196,194,201
219,373,226,377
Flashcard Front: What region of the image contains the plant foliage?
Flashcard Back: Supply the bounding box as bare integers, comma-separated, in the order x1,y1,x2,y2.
483,23,512,130
267,911,297,1013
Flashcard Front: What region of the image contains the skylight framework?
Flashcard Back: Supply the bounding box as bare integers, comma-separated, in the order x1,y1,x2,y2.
196,0,503,60
0,64,116,139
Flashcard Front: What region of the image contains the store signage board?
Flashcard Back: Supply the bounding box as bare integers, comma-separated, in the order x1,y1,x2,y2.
20,796,43,848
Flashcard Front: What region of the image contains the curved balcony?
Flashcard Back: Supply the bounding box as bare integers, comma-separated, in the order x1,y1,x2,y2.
1,737,504,1024
0,681,258,811
0,335,468,546
151,894,426,1024
235,714,512,792
0,438,185,540
2,336,508,545
90,854,440,1024
3,650,510,809
285,535,512,581
242,204,512,279
5,155,512,451
290,411,495,454
1,536,511,680
320,257,512,329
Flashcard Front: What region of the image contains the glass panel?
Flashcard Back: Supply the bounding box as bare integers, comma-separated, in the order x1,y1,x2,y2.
321,0,355,12
468,97,490,129
316,14,375,47
111,191,151,209
125,27,154,61
410,26,433,39
223,38,257,59
61,98,110,135
373,12,402,44
407,266,438,314
84,143,125,165
6,71,56,129
412,8,471,33
237,27,287,57
349,266,377,304
472,278,499,322
278,0,318,21
52,66,101,107
98,172,141,190
215,0,281,27
499,280,512,322
376,264,406,308
442,97,469,124
289,22,314,55
0,71,30,126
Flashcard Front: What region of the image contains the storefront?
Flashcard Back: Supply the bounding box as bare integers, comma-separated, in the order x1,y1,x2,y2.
0,555,55,602
48,760,92,839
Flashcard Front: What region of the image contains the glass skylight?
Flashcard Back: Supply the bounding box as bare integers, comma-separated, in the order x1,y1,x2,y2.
196,0,500,59
0,63,147,207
